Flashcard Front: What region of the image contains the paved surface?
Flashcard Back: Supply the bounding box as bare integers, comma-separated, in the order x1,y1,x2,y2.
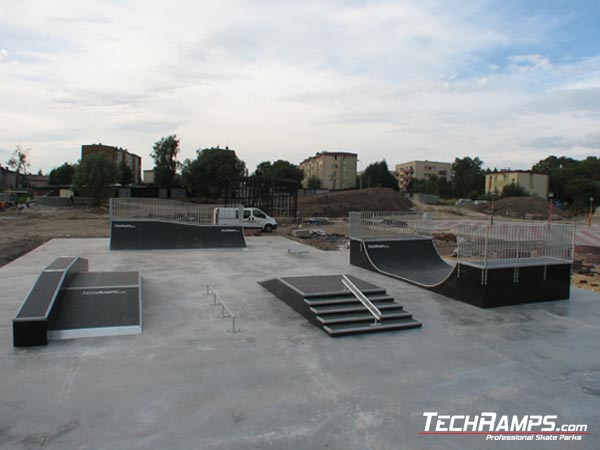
1,237,599,450
433,220,600,247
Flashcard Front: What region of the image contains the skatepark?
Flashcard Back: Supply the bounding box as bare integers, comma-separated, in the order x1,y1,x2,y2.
1,200,599,449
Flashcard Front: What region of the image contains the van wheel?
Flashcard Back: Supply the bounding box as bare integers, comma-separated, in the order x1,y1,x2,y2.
264,224,273,233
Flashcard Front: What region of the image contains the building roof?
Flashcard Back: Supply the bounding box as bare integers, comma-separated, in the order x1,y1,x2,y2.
300,151,358,165
488,170,548,176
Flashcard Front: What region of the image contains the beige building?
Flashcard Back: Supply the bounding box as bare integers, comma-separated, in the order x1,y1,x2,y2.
485,171,549,198
300,151,357,190
395,160,452,190
81,144,142,184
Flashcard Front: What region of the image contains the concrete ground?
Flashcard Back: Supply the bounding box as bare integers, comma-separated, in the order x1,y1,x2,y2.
0,236,598,450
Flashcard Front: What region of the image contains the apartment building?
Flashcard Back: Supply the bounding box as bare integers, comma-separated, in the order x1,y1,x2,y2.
395,160,452,190
300,151,357,190
485,171,549,198
81,143,142,184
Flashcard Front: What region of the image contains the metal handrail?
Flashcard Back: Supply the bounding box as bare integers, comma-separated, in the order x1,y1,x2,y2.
341,275,382,323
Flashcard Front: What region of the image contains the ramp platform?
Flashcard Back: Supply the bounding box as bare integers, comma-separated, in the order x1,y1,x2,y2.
13,257,142,347
350,237,572,308
259,274,422,336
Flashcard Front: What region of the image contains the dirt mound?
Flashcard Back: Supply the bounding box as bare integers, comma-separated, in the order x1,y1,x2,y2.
298,188,413,218
493,196,566,219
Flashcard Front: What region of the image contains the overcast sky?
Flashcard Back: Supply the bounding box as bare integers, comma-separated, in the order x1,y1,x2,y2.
1,0,599,174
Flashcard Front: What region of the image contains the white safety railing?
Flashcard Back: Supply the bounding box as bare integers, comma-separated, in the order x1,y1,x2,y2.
457,222,575,268
349,211,432,240
110,198,243,225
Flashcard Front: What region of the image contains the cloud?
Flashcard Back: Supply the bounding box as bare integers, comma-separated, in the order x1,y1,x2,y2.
522,133,600,149
0,1,599,173
509,54,552,72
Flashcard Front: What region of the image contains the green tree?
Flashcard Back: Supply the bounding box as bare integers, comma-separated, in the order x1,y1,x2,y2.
49,162,76,185
452,157,485,198
531,155,600,211
73,154,117,205
361,160,399,190
6,146,31,174
118,160,134,186
501,182,527,198
254,160,304,181
306,175,322,190
150,135,180,188
182,147,246,198
408,174,454,198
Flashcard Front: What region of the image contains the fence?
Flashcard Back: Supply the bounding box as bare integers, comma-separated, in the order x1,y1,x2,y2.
456,222,575,268
110,198,243,225
349,211,432,240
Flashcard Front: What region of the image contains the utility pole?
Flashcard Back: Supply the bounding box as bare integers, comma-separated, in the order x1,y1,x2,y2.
589,197,594,227
548,192,554,226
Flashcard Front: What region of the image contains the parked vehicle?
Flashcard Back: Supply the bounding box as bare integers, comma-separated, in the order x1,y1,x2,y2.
213,207,278,232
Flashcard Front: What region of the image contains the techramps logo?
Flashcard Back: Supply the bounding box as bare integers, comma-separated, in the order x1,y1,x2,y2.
420,412,589,442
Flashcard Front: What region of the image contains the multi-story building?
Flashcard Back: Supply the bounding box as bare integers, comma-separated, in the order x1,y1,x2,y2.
485,171,549,198
300,151,357,190
395,160,452,190
81,143,142,184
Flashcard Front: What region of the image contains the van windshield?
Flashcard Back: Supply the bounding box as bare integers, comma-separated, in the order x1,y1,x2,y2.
253,209,266,218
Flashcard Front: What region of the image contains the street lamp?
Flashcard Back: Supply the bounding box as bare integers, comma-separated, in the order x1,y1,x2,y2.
490,192,496,225
548,192,554,226
589,197,594,227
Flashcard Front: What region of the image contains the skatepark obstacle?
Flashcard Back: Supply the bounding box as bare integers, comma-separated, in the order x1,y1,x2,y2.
13,257,142,347
349,211,575,308
109,198,246,250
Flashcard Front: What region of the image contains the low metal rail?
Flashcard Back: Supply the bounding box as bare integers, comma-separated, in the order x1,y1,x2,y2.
341,275,382,325
206,285,239,333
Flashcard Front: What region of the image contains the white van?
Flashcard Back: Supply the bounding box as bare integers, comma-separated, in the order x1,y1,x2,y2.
214,207,278,232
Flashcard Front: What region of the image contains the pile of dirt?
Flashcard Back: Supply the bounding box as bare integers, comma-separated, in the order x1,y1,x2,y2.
297,188,413,218
492,196,567,219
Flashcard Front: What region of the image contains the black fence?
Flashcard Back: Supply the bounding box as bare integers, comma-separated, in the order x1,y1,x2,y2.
224,176,299,217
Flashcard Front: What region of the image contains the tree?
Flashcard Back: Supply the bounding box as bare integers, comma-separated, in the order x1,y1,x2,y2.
531,155,600,211
452,156,485,198
73,154,117,205
408,174,454,198
306,175,322,190
118,160,134,186
49,162,76,185
253,160,304,181
6,146,31,174
182,147,246,198
150,135,180,187
501,182,527,198
361,160,399,190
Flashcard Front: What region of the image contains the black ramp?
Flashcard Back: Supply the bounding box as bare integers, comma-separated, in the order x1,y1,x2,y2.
110,220,246,250
350,237,572,308
50,271,141,337
361,238,454,286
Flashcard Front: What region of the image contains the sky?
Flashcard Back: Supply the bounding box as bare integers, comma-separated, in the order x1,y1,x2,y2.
1,0,599,174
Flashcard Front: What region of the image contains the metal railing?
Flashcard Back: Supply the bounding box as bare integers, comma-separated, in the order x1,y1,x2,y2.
349,211,432,240
341,275,382,325
456,222,575,268
110,198,243,225
206,285,239,333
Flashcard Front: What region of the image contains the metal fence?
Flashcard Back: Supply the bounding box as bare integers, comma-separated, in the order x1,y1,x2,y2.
457,222,575,267
110,198,243,225
349,211,432,240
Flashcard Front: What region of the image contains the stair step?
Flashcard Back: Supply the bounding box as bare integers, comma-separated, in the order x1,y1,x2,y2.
317,310,413,325
324,318,423,336
304,287,386,299
310,303,404,315
304,294,395,306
